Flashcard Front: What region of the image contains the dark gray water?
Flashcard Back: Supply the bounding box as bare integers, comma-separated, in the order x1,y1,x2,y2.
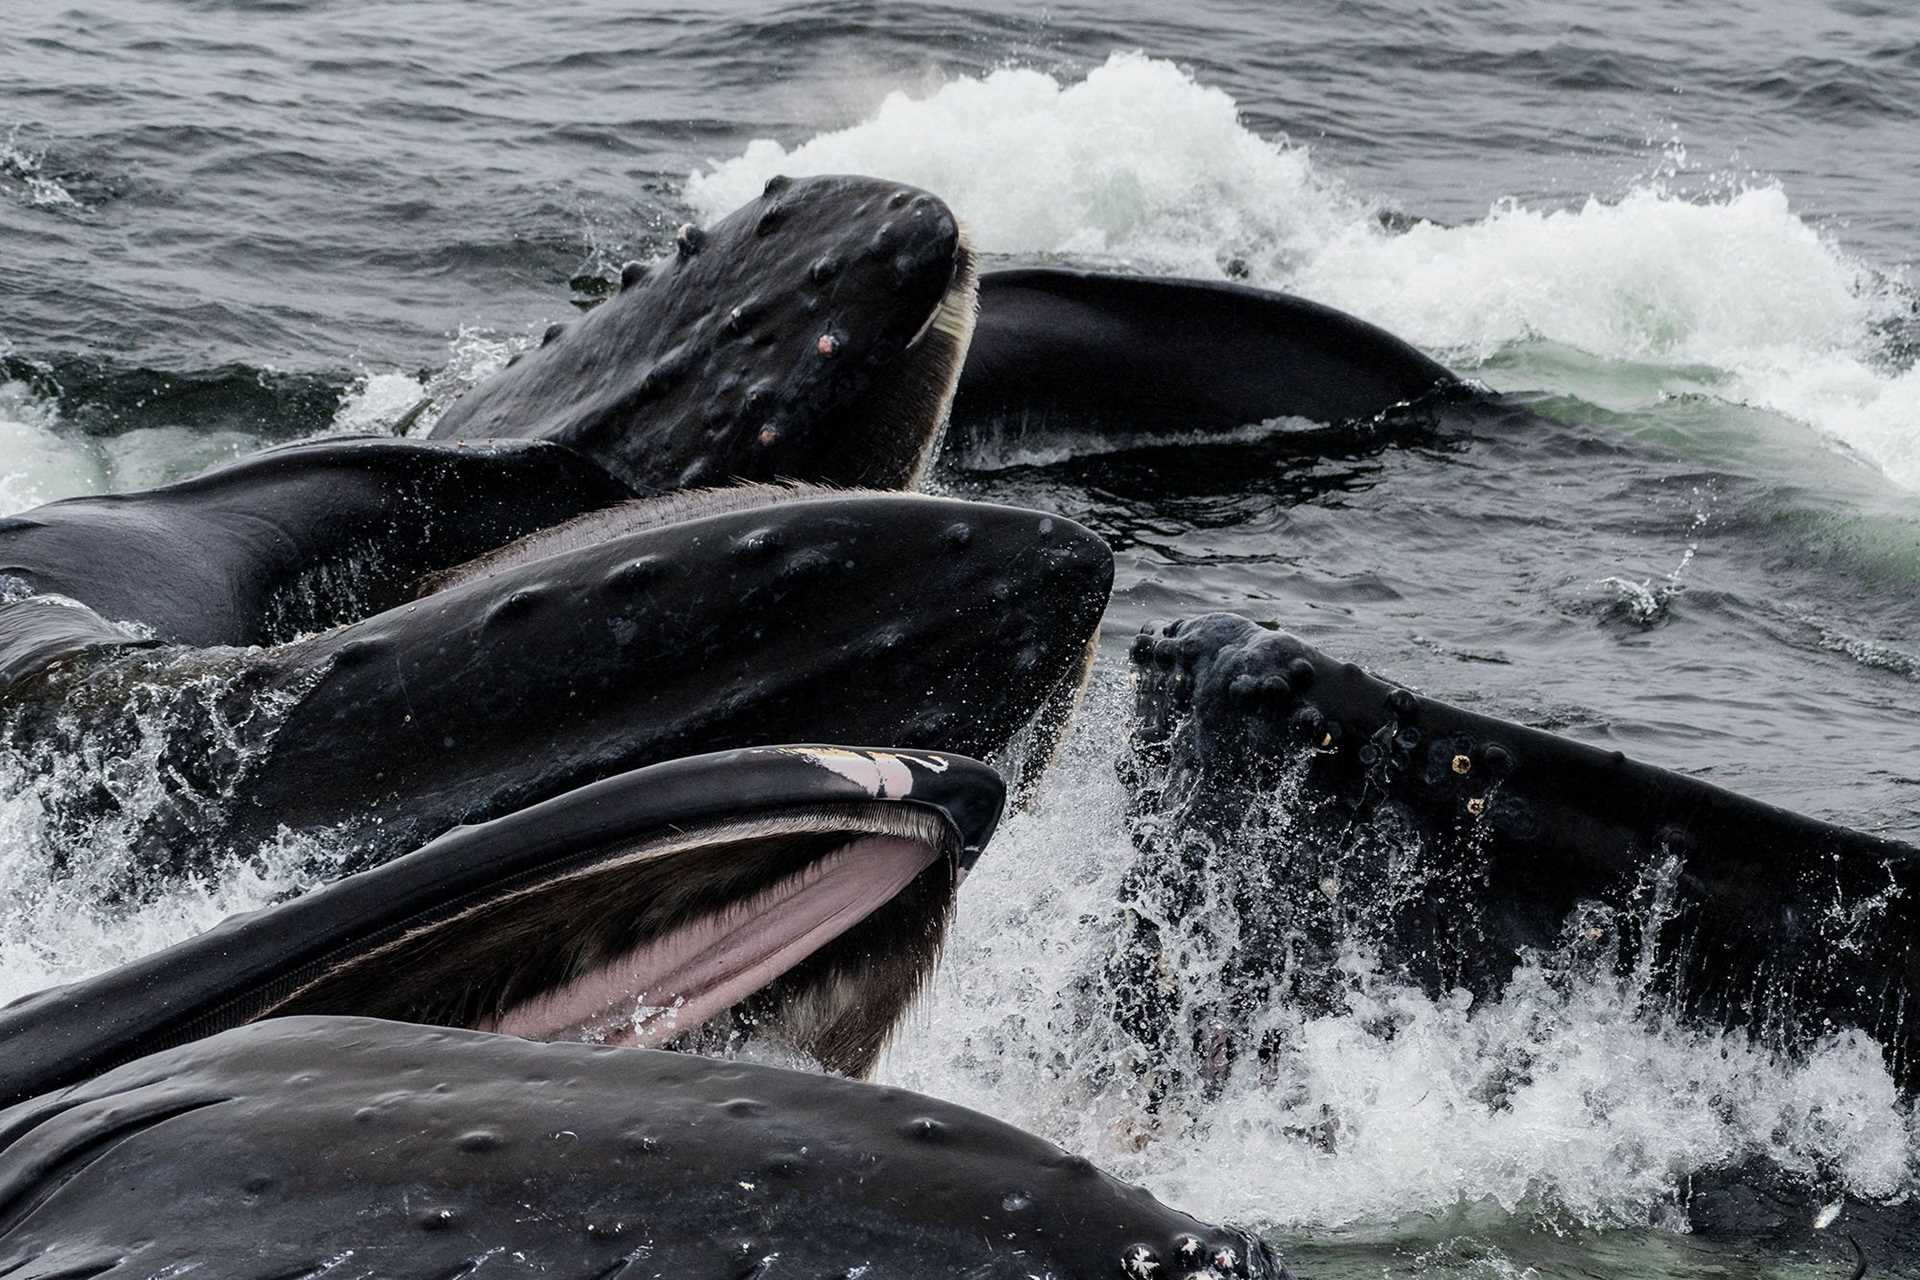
3,2,1919,1275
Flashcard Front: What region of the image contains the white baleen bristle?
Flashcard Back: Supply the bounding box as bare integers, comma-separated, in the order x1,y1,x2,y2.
898,225,980,490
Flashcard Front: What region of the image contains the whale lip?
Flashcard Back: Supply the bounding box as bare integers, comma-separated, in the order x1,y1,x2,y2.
0,745,1006,1106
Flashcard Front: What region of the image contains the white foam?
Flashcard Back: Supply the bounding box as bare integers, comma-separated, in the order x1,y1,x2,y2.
0,131,80,211
876,665,1920,1235
331,370,430,436
0,656,343,1003
689,52,1362,281
689,56,1919,490
1299,186,1877,363
401,325,540,436
0,380,104,515
0,824,345,1004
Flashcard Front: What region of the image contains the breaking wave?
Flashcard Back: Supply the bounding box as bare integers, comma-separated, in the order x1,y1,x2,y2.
690,53,1919,490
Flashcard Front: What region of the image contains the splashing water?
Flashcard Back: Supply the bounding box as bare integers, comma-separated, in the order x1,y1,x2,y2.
690,54,1918,490
688,52,1363,281
0,640,341,999
0,380,103,514
0,130,82,211
0,629,1911,1244
330,370,431,436
326,323,541,438
874,662,1919,1237
1594,497,1711,627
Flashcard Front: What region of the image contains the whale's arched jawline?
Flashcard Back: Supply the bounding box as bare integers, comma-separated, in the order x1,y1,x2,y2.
230,802,962,1078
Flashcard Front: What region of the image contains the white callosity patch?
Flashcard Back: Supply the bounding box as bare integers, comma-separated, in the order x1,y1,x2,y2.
874,660,1920,1237
689,54,1917,491
775,746,950,799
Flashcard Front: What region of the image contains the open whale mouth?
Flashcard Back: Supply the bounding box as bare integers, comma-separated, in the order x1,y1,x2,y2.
0,746,1005,1104
316,798,967,1075
478,816,948,1053
260,751,994,1076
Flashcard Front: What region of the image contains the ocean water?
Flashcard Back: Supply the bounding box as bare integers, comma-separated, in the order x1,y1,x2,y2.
3,1,1919,1274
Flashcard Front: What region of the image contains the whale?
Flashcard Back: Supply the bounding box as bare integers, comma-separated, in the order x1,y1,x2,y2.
0,744,1286,1277
1114,611,1920,1092
0,177,977,651
1,487,1112,898
430,174,978,494
945,268,1463,467
0,1015,1287,1279
0,743,1004,1105
0,436,632,646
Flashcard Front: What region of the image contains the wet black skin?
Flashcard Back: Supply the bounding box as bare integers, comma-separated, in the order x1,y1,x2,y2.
431,174,976,494
0,744,1005,1107
1118,612,1920,1088
946,268,1464,463
0,436,633,646
1679,1160,1920,1278
0,1016,1286,1280
3,489,1111,894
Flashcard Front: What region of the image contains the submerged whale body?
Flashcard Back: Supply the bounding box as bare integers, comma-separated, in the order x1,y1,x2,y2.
0,744,1004,1106
946,268,1463,466
1116,611,1920,1089
0,1015,1287,1279
431,173,978,494
0,486,1112,897
0,436,632,646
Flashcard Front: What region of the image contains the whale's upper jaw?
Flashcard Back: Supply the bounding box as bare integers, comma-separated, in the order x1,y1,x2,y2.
428,174,979,497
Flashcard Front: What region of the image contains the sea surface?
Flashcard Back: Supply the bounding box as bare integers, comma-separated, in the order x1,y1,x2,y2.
4,1,1919,1275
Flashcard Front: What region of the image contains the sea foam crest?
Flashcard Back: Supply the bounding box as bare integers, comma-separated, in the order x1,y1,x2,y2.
0,380,103,515
689,53,1918,490
688,52,1361,281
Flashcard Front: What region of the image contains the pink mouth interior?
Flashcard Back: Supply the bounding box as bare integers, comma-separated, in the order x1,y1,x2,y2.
482,834,939,1048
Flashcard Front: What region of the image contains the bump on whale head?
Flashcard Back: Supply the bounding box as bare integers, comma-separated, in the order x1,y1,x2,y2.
430,174,977,494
